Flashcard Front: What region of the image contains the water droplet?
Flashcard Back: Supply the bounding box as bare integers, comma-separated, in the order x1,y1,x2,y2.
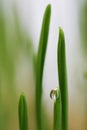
50,88,59,101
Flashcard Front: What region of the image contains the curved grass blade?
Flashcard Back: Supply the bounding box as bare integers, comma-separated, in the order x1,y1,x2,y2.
57,28,68,130
53,88,61,130
18,93,29,130
36,4,51,130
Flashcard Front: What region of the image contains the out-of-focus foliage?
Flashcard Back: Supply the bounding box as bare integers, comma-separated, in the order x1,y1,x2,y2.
0,2,33,130
79,0,87,56
79,1,87,130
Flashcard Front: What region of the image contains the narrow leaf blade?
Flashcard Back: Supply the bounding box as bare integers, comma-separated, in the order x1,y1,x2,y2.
53,88,61,130
36,4,51,130
58,28,68,130
18,93,29,130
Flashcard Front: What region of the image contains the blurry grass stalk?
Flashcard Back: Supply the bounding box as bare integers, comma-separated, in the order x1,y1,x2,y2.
18,94,29,130
35,4,51,130
79,0,87,57
0,2,33,130
58,28,68,130
79,1,87,129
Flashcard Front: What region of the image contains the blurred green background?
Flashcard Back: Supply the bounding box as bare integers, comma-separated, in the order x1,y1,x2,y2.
0,0,87,130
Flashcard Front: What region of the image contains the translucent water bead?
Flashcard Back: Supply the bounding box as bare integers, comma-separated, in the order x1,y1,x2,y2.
50,88,59,101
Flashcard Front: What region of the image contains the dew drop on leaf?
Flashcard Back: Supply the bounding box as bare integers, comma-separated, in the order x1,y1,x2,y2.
50,88,59,101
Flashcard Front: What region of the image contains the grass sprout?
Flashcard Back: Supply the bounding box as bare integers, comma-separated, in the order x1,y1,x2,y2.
58,27,68,130
18,93,29,130
35,4,51,130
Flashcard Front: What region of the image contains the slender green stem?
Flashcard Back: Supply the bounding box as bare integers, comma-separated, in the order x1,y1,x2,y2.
18,93,29,130
53,88,61,130
36,4,51,130
58,27,68,130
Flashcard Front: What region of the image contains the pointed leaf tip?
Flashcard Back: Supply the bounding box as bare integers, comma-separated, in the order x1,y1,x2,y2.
46,4,51,12
18,93,29,130
58,27,65,41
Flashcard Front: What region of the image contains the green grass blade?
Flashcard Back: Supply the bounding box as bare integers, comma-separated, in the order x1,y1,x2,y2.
57,27,68,130
53,88,61,130
36,4,51,130
18,93,29,130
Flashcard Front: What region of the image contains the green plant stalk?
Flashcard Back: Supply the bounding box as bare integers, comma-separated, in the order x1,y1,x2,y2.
79,1,87,56
53,89,61,130
36,4,51,130
58,28,68,130
18,93,29,130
